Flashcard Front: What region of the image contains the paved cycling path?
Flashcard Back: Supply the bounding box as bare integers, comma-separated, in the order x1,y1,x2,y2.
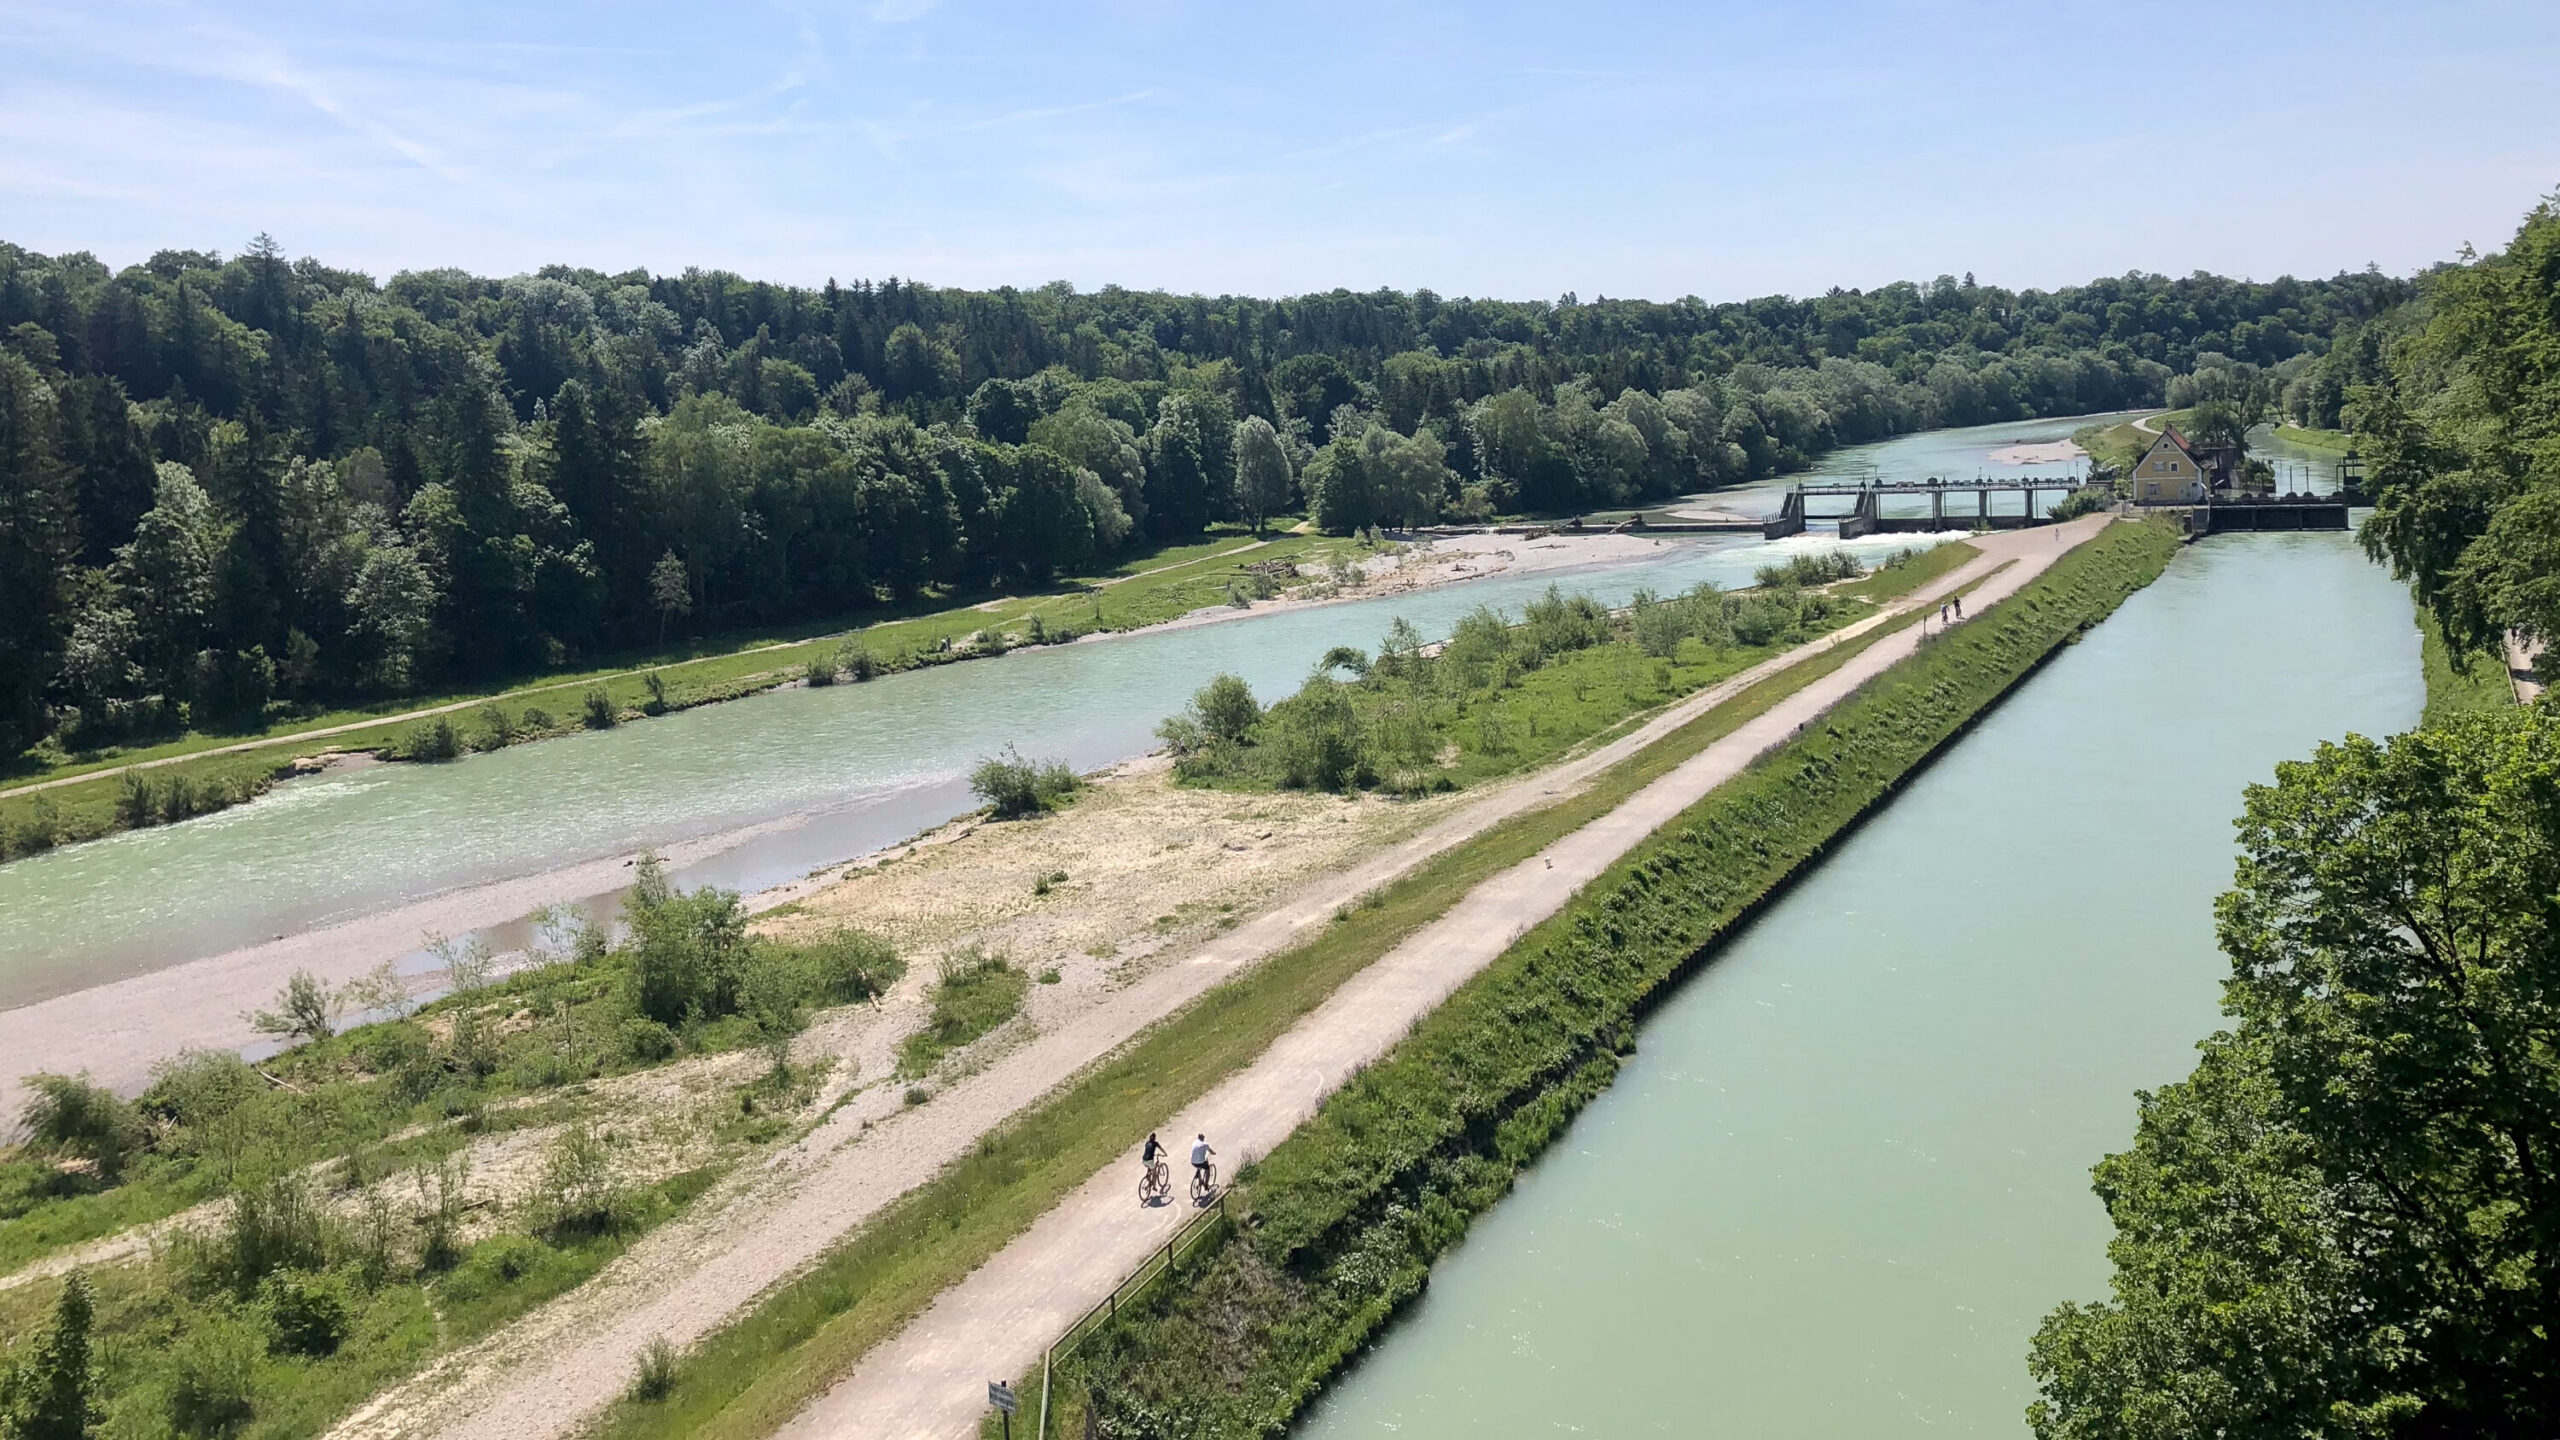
771,517,2111,1440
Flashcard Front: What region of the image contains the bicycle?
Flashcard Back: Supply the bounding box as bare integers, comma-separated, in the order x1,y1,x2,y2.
1139,1160,1171,1206
1190,1161,1218,1204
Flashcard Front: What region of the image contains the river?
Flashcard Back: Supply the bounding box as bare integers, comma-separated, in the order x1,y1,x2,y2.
1296,530,2420,1436
0,412,2127,1016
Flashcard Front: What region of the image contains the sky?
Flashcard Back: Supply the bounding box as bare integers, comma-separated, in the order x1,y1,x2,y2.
3,0,2557,303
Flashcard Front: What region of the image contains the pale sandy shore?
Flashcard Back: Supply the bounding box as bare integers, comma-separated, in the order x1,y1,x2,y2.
1988,439,2086,466
0,528,1724,1118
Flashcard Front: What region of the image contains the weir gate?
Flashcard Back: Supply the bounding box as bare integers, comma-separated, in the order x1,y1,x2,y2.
1764,479,2352,540
1766,479,2070,540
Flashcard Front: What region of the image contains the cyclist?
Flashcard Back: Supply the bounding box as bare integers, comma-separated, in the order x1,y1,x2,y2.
1190,1133,1217,1195
1142,1132,1165,1183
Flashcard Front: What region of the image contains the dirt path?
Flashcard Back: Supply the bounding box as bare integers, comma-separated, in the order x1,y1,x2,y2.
312,532,2024,1440
770,517,2113,1440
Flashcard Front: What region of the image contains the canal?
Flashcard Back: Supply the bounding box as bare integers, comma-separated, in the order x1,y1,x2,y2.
1296,530,2422,1437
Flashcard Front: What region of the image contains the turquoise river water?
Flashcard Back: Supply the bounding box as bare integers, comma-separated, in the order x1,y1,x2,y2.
1298,529,2421,1436
0,412,2133,1011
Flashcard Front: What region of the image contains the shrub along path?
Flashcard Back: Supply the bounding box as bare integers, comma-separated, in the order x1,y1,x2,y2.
318,530,2033,1440
766,516,2116,1440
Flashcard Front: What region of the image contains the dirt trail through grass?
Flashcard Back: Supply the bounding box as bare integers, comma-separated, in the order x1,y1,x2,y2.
317,529,2053,1440
769,518,2112,1440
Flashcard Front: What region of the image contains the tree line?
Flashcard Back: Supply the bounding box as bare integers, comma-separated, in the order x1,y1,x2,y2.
0,236,2404,758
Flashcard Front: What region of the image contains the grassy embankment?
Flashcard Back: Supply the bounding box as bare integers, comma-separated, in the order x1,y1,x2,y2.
2271,423,2354,453
1024,518,2185,1439
576,541,1992,1440
2416,602,2518,727
2071,413,2165,474
0,527,1345,862
0,897,904,1439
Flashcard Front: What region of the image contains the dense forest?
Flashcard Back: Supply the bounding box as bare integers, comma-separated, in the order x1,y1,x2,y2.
0,237,2405,758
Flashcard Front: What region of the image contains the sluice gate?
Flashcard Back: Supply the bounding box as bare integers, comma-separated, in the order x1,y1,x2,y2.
1765,478,2075,540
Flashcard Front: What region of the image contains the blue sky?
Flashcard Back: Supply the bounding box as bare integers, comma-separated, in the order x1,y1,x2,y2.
4,0,2557,300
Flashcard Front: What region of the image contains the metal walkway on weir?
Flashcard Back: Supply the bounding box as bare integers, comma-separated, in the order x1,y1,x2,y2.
1765,478,2076,540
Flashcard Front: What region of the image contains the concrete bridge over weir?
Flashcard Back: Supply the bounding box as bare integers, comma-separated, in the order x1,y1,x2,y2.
1765,478,2073,540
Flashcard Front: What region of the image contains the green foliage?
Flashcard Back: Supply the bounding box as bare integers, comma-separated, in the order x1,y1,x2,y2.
162,1313,259,1437
896,949,1028,1077
968,746,1081,819
4,1272,95,1440
258,1269,350,1358
2029,707,2560,1437
1171,578,1843,797
15,1073,144,1182
1751,548,1863,588
2352,195,2560,659
582,688,618,728
630,1336,679,1404
398,715,461,761
247,968,341,1043
0,230,2402,779
1047,519,2181,1438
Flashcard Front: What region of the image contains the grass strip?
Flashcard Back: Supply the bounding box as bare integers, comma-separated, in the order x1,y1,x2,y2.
582,541,1978,1440
2416,595,2517,727
1030,518,2183,1439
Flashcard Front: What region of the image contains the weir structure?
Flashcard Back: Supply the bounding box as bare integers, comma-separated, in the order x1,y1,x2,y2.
1765,478,2072,540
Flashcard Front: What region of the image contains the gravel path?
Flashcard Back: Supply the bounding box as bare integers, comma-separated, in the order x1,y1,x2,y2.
770,517,2111,1440
319,522,2097,1440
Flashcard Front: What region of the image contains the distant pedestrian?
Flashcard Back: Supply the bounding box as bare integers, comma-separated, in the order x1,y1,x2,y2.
1953,594,1963,620
1940,602,1950,625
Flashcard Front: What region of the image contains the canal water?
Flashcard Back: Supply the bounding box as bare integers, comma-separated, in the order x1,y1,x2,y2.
0,411,2150,1013
1297,530,2421,1437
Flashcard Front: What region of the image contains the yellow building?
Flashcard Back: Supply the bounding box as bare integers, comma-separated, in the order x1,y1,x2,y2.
2131,427,2207,505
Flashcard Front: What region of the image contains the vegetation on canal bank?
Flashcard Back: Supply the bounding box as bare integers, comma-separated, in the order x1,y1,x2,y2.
576,538,1996,1440
2027,192,2560,1440
1014,519,2181,1439
0,860,903,1439
2030,709,2560,1439
2415,600,2515,728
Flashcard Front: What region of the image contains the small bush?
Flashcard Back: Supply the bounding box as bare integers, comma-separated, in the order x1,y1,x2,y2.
141,1049,260,1133
16,1072,145,1181
117,769,157,827
476,703,518,751
521,705,555,730
438,1232,550,1304
401,716,462,761
196,1174,331,1293
618,1015,680,1062
803,656,837,686
630,1335,679,1402
260,1269,351,1356
801,930,903,1004
582,689,618,728
970,746,1082,819
642,672,669,714
840,644,877,681
248,968,341,1042
535,1122,628,1239
165,1316,260,1437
